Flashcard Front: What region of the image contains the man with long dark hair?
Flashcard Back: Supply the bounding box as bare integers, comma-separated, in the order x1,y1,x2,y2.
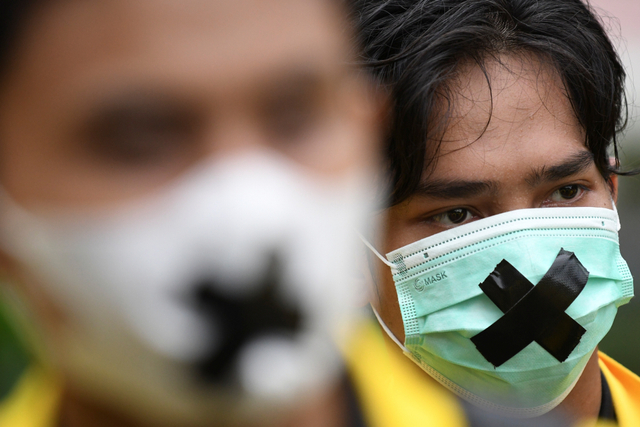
353,0,640,424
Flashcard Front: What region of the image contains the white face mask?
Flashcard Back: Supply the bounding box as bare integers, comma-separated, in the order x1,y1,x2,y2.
0,152,375,426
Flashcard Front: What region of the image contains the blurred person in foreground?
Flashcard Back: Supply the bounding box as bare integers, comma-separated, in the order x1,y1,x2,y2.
0,0,395,426
352,0,640,425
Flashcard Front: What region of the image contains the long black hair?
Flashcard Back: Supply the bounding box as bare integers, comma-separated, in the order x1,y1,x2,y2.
352,0,628,206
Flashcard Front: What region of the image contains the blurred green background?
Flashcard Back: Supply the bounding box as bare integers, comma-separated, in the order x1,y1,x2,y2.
0,296,30,401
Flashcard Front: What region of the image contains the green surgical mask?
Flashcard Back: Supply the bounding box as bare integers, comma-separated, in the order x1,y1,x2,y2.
365,206,633,417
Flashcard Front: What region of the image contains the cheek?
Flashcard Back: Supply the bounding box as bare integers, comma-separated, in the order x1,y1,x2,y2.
382,205,426,252
368,213,408,341
595,192,614,209
586,176,615,209
371,266,406,342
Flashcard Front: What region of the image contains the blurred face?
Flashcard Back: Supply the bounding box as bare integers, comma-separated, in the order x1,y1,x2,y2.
372,55,615,341
0,0,379,209
0,1,382,425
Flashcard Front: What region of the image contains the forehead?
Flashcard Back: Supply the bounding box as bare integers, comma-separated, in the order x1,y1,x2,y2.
431,55,585,179
2,0,349,98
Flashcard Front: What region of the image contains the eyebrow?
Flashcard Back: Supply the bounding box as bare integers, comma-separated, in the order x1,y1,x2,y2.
264,60,346,93
525,151,594,187
413,179,498,199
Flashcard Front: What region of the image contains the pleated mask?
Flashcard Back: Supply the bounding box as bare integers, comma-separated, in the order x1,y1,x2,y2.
365,206,633,417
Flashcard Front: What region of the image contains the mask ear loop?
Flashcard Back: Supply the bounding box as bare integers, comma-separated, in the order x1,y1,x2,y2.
356,232,409,352
611,197,621,231
370,305,410,353
356,232,395,268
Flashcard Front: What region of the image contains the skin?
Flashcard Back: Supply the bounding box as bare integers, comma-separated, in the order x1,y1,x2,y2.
0,0,382,426
0,0,380,209
370,55,617,423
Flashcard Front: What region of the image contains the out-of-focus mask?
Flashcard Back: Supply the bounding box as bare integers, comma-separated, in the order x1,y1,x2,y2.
0,151,375,426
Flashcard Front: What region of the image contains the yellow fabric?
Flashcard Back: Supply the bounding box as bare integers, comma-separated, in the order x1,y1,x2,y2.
3,323,467,427
344,321,468,427
3,332,636,427
344,327,640,427
598,352,640,427
0,365,61,427
1,323,467,427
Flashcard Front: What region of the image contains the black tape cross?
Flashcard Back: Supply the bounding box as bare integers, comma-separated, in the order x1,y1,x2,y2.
470,249,589,367
190,253,302,384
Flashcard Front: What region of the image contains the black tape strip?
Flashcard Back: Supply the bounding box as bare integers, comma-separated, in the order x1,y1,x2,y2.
478,258,587,362
471,249,588,367
479,259,532,311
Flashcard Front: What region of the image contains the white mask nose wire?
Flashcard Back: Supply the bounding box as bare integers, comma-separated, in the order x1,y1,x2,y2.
356,232,395,268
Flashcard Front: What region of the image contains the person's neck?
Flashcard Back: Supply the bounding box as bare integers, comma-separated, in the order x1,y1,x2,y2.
549,349,601,424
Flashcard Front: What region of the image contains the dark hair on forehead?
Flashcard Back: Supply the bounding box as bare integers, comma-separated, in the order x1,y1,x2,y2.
352,0,628,206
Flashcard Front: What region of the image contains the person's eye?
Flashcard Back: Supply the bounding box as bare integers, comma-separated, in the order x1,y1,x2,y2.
82,99,200,166
428,208,476,227
548,184,587,204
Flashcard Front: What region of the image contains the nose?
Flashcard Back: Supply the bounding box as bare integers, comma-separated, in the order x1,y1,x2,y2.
489,195,537,216
204,113,267,158
188,253,302,384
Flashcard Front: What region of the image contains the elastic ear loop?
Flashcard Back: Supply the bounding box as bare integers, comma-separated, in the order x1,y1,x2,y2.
356,231,395,268
356,232,409,352
370,305,410,353
611,198,621,231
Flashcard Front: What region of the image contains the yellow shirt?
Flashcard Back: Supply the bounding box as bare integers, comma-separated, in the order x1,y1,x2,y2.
2,331,639,427
345,323,640,427
0,322,469,427
344,322,469,427
599,352,640,426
